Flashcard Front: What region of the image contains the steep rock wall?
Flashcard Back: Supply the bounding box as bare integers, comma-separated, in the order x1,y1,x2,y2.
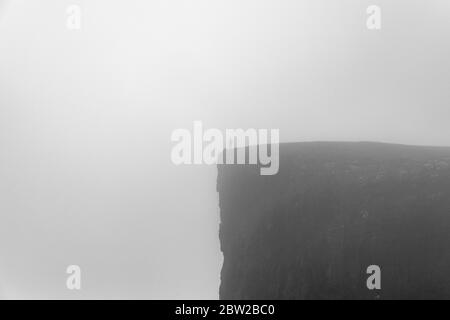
217,142,450,299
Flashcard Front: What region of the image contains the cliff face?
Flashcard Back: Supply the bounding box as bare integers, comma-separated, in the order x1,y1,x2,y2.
217,142,450,300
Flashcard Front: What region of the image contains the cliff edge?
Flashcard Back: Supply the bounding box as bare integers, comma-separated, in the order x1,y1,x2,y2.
217,142,450,299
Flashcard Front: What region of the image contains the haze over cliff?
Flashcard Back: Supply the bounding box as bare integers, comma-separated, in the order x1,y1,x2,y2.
217,142,450,299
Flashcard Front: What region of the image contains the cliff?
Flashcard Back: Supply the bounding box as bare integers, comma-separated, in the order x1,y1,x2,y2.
217,142,450,299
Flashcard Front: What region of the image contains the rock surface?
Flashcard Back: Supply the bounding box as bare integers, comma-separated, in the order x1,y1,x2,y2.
217,142,450,299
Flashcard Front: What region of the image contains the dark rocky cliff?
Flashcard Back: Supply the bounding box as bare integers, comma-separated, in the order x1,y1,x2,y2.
217,142,450,299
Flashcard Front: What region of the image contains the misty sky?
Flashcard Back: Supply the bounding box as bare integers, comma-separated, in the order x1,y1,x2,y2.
0,0,449,299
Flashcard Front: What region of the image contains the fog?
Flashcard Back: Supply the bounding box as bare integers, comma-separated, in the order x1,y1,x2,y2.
0,0,449,299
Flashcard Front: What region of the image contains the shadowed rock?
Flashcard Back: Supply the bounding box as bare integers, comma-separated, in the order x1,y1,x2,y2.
217,142,450,300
